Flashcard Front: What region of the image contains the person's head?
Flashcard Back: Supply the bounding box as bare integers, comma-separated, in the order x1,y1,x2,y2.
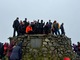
54,20,57,23
49,20,51,22
0,42,3,48
10,40,16,46
77,42,80,44
19,20,23,25
62,23,64,25
25,18,27,21
41,20,43,23
77,41,80,45
73,43,76,47
38,19,39,23
16,17,19,20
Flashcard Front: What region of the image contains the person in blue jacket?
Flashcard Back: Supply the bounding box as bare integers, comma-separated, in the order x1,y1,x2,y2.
10,41,22,60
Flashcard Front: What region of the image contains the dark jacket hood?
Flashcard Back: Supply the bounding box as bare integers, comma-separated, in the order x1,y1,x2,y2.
17,41,22,47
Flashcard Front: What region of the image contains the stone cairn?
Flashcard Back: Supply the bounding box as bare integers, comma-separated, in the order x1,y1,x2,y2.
9,34,76,60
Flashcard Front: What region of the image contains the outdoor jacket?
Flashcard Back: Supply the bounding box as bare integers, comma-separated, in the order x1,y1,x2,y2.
26,25,32,33
10,41,22,60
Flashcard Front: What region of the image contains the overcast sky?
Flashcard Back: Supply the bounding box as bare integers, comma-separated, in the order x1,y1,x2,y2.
0,0,80,44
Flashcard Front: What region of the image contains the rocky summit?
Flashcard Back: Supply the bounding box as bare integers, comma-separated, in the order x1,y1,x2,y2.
9,34,77,60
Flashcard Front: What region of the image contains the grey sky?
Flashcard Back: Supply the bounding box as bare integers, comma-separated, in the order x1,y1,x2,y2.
0,0,80,44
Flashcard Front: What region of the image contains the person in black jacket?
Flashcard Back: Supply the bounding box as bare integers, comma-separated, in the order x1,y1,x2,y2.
60,23,65,35
23,18,29,34
13,17,20,37
39,20,44,34
44,22,49,34
0,42,4,60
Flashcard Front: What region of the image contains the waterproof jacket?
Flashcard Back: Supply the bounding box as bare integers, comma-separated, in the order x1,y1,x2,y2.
10,41,22,60
53,23,59,30
26,25,32,33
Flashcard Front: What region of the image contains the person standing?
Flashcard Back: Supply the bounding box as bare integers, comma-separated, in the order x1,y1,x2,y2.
52,20,60,35
44,22,49,34
48,20,52,33
60,23,65,35
23,18,29,34
7,40,15,60
0,42,4,60
10,41,22,60
13,17,20,37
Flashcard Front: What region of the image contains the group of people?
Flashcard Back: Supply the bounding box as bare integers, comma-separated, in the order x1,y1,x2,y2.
13,17,65,37
72,42,80,56
0,40,23,60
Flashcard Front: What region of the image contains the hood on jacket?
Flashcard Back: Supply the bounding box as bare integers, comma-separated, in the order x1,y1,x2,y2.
17,41,22,47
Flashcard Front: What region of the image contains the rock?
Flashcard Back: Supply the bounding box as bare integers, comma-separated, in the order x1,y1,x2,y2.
9,34,75,60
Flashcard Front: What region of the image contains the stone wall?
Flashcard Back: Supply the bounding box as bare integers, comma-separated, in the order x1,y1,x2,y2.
9,34,76,60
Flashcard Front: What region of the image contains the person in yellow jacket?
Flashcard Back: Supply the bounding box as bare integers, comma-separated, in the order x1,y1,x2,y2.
26,24,33,34
52,20,60,35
